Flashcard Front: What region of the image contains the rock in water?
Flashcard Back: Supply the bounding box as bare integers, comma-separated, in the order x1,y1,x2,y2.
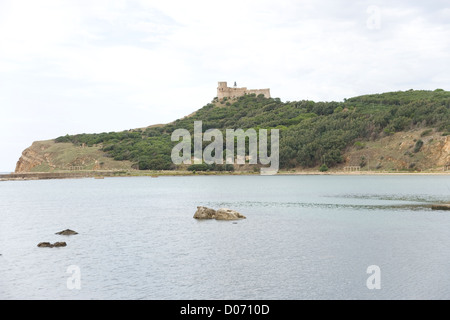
215,208,246,220
53,242,67,247
37,242,53,248
193,206,246,220
193,206,217,219
431,204,450,210
55,229,78,235
37,241,67,248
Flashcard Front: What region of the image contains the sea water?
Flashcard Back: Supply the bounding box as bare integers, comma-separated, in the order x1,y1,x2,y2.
0,175,449,299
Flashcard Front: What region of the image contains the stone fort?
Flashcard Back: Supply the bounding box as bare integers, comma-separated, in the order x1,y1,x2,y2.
217,81,270,100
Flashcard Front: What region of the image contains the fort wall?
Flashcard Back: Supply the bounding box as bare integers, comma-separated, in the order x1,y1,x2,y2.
217,82,270,100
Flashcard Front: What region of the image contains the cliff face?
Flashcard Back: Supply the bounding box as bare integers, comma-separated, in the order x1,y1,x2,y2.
436,136,450,166
15,141,53,173
15,140,133,173
342,131,450,171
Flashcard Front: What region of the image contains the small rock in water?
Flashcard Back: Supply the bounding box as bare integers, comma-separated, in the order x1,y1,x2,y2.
37,242,52,248
37,242,67,248
431,204,450,211
193,206,246,220
193,206,217,219
55,229,78,235
215,208,246,220
53,242,67,247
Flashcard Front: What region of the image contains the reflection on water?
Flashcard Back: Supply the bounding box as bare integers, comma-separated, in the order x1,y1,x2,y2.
337,193,447,203
207,200,434,211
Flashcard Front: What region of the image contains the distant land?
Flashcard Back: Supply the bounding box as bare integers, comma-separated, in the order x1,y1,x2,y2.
13,89,450,176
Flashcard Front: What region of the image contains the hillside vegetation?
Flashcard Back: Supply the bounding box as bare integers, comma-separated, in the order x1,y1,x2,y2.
52,89,450,171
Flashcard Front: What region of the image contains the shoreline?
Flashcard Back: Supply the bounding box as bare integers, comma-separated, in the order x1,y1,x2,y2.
1,170,449,181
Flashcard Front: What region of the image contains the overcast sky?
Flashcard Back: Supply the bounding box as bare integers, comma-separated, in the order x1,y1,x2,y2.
1,0,449,171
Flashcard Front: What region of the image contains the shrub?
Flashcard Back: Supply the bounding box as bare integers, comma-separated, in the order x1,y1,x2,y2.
224,164,235,172
359,156,367,167
383,127,394,136
414,139,424,153
421,129,432,137
187,164,210,171
334,106,343,113
354,141,366,150
319,164,329,172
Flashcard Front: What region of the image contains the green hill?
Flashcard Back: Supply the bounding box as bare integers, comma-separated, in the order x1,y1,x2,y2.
16,89,450,173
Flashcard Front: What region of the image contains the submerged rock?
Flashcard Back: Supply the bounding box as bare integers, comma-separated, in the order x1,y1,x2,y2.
55,229,78,235
431,204,450,211
37,242,67,248
193,206,246,220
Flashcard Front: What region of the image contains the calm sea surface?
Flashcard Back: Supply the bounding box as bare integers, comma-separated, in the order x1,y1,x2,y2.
0,175,449,300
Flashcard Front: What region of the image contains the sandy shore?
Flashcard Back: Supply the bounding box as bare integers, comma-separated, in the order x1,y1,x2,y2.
1,169,449,181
